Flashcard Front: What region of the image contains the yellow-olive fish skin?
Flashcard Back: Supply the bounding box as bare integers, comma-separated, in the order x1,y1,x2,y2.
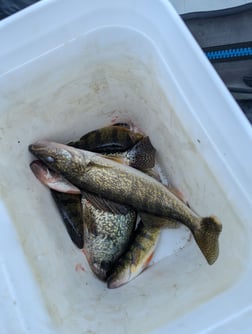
107,221,160,289
29,141,222,265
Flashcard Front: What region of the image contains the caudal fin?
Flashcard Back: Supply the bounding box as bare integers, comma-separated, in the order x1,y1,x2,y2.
193,216,222,265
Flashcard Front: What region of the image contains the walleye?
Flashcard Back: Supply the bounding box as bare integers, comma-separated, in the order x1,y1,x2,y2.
107,221,160,289
29,141,222,265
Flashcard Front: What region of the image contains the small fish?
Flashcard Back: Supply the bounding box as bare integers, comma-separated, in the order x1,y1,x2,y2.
68,124,144,153
107,221,160,288
82,192,136,280
29,141,222,265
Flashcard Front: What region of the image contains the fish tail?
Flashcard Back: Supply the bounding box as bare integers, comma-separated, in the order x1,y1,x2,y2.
193,216,222,265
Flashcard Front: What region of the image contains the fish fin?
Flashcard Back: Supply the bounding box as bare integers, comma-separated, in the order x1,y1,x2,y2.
193,216,222,265
81,191,131,215
102,155,128,165
51,190,84,248
140,212,180,229
127,136,156,169
143,251,155,268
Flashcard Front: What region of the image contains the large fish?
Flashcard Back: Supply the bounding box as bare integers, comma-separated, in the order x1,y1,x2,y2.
29,141,222,265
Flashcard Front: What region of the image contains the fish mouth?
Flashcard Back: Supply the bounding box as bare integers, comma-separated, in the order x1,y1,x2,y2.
30,160,51,182
86,257,113,281
29,140,53,154
90,262,108,281
29,140,76,168
107,267,131,289
30,159,47,173
29,141,56,163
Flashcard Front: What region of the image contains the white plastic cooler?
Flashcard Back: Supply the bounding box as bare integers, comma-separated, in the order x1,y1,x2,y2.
0,1,251,333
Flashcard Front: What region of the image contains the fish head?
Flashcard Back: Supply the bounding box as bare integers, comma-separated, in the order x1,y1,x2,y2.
90,260,112,281
29,140,89,174
83,246,113,281
107,264,131,289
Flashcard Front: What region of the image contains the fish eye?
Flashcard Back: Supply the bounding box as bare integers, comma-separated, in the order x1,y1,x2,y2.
45,156,55,163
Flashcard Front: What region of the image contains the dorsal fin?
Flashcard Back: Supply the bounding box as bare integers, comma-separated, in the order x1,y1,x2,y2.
81,191,132,215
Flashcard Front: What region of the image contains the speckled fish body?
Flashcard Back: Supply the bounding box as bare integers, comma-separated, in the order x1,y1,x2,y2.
29,141,222,265
107,221,160,288
81,192,136,280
